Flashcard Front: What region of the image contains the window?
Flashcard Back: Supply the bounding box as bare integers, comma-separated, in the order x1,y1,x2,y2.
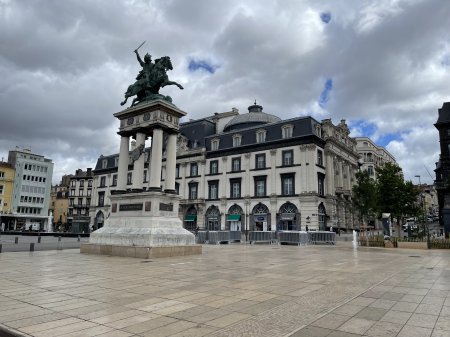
71,180,76,187
317,150,323,166
143,170,148,183
0,185,3,194
0,171,3,178
282,124,293,139
256,129,266,143
98,192,105,207
282,150,293,166
208,181,219,199
175,182,180,195
188,183,198,200
175,164,180,178
100,176,106,187
112,174,117,186
230,178,241,198
318,173,325,196
281,174,295,196
127,172,132,185
79,180,84,188
254,176,266,197
232,134,241,147
210,160,218,174
88,180,92,187
102,159,108,169
114,157,119,167
367,166,374,176
255,153,266,169
190,163,198,176
86,198,91,206
231,157,241,172
70,189,75,196
211,139,219,151
77,198,82,206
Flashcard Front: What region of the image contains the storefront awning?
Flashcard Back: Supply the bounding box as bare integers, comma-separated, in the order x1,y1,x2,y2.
227,214,241,221
184,215,197,221
280,213,295,221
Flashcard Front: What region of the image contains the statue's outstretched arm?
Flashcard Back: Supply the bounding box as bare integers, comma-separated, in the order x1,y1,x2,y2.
135,50,144,67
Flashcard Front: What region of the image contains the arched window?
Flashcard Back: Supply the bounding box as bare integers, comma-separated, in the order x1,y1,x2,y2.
205,205,221,231
184,206,197,231
318,203,326,231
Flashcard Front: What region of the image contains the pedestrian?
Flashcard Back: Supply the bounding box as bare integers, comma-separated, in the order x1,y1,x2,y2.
195,226,199,236
305,225,309,232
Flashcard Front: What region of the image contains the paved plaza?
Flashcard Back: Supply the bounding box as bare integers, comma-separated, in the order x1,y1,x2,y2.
0,243,449,337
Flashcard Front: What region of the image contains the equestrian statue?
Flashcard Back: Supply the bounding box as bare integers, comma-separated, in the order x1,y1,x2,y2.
121,41,184,107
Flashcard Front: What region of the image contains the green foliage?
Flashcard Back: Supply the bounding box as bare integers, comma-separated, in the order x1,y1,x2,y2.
352,170,377,223
352,163,420,224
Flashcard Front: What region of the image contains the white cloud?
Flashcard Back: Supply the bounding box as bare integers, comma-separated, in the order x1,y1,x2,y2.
0,0,448,185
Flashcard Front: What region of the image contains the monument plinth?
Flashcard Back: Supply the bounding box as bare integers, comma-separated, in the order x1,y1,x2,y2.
81,100,201,258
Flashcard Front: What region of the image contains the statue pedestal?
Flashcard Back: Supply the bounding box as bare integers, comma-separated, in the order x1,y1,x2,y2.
81,191,201,258
81,99,201,258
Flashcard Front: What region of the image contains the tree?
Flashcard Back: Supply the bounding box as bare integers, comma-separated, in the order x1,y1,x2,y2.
375,163,420,237
352,170,377,227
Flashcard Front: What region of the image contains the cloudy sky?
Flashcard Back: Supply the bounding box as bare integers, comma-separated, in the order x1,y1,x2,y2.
1,0,449,185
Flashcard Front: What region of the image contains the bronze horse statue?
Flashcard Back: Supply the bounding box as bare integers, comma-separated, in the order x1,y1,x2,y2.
121,55,184,107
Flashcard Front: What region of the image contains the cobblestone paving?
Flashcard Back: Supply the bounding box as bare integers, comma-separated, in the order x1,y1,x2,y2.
0,244,449,337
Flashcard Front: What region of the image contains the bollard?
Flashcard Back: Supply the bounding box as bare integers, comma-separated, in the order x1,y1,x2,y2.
77,235,80,242
38,236,41,243
0,244,2,253
15,237,18,244
30,242,34,252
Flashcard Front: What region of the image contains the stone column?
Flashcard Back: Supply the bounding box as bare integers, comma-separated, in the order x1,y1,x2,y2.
164,133,177,193
117,135,130,191
149,128,163,191
132,132,146,191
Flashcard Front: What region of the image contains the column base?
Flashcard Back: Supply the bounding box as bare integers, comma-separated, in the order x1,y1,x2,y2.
164,189,177,194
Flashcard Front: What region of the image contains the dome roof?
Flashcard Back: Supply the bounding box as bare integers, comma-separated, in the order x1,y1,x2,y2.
223,101,281,132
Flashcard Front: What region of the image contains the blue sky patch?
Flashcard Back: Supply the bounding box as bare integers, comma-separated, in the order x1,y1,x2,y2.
318,78,333,108
377,133,402,147
188,59,218,74
320,12,331,24
348,120,377,137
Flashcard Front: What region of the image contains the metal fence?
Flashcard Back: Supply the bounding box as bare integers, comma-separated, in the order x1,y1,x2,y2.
249,231,277,244
308,231,336,245
278,231,309,245
229,231,241,242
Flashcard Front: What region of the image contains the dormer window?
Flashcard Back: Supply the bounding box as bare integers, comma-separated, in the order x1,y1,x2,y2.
232,134,242,147
211,138,220,151
102,159,108,169
256,129,266,143
282,124,293,139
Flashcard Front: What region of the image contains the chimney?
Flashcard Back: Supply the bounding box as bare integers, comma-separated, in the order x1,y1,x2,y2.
87,168,92,176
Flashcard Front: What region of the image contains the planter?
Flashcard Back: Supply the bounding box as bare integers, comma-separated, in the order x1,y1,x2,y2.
397,241,428,249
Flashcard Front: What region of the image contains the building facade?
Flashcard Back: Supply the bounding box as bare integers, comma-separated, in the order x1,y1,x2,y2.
50,179,70,231
434,102,450,236
67,168,93,233
89,103,361,234
5,148,53,231
355,137,397,179
0,162,15,230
